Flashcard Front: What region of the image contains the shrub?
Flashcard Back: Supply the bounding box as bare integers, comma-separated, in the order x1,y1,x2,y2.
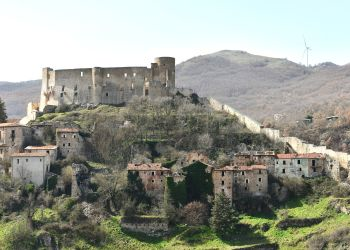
2,220,36,250
332,184,350,198
181,201,209,226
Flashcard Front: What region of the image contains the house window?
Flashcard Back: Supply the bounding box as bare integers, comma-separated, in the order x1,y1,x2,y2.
297,160,301,164
106,93,109,97
62,86,65,91
17,159,19,164
245,187,248,190
234,180,238,183
0,149,2,154
221,180,224,185
40,159,42,162
282,169,286,173
73,134,76,138
151,171,155,176
330,164,333,170
283,160,286,165
131,83,134,90
312,160,316,166
68,143,71,146
152,179,155,183
63,134,66,138
26,159,28,162
245,179,249,184
63,143,65,147
221,171,225,177
258,170,262,174
258,178,262,182
276,161,279,164
313,167,316,172
299,168,302,171
60,93,64,98
74,92,78,97
241,171,245,175
221,188,225,193
161,171,163,175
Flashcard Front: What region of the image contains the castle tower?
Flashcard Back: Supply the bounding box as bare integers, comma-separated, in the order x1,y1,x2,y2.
39,67,53,111
152,57,175,88
92,67,103,105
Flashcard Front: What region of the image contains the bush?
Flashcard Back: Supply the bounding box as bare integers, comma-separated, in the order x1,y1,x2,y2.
332,184,350,198
181,201,209,226
2,220,36,250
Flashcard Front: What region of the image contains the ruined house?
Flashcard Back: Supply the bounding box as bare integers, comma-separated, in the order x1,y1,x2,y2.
233,151,275,172
127,163,171,196
213,165,268,201
11,152,50,186
56,128,82,158
274,153,325,178
39,57,175,111
0,123,32,161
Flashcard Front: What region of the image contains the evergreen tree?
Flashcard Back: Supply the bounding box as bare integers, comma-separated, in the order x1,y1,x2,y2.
210,193,238,239
0,98,7,123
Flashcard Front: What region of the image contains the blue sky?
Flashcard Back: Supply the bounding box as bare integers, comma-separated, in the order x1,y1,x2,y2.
1,0,350,81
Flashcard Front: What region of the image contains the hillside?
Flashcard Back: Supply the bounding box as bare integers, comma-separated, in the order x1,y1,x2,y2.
176,50,350,121
0,80,41,118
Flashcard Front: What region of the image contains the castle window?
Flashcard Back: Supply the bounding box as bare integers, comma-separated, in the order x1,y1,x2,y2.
40,159,42,162
80,72,84,77
107,73,110,78
131,83,134,90
133,73,136,77
26,159,28,162
17,159,19,164
105,93,109,97
74,85,78,91
258,178,262,182
124,73,127,78
221,180,224,185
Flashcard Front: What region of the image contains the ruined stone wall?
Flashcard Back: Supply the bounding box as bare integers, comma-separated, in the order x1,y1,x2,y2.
234,169,268,197
0,125,32,160
212,170,234,200
209,98,346,179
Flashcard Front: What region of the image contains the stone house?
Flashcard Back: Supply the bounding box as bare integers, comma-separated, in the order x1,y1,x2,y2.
274,153,325,178
0,123,32,160
233,151,275,172
213,165,268,201
25,145,58,163
11,152,50,186
56,128,82,158
127,163,171,196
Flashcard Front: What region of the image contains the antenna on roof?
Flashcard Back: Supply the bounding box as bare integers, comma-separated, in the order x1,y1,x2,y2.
303,36,311,67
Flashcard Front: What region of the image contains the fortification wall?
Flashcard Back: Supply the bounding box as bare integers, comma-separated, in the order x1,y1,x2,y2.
209,98,350,174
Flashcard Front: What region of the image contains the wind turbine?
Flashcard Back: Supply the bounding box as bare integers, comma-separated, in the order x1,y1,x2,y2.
303,36,311,67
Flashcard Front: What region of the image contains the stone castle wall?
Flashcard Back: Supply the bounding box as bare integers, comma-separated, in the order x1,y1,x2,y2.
40,57,175,111
209,98,347,180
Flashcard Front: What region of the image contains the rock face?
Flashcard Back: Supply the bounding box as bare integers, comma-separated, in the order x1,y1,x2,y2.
37,231,59,250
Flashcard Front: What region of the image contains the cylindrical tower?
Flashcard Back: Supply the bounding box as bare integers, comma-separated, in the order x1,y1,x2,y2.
154,57,175,88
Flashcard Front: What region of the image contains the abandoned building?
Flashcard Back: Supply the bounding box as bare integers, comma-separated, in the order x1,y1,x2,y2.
39,57,175,111
233,151,275,171
213,165,268,201
127,163,171,196
56,128,82,158
11,152,50,186
0,123,32,160
25,145,58,163
274,153,325,178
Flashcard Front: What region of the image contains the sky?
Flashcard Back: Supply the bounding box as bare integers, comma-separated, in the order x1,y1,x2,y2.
1,0,350,81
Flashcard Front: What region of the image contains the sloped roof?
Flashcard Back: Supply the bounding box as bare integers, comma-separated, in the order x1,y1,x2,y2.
214,165,267,171
127,163,170,171
56,128,79,133
25,145,58,150
276,153,324,159
11,152,47,157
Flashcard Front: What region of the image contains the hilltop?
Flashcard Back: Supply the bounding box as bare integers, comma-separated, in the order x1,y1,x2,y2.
176,50,350,121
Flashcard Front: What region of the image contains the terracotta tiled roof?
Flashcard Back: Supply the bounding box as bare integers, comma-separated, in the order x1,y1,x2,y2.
127,163,170,171
215,165,267,171
11,152,48,157
25,145,58,150
56,128,79,133
0,122,25,128
276,153,324,159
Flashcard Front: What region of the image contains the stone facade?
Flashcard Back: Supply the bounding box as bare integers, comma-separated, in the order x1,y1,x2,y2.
39,57,175,111
56,128,82,158
127,163,171,196
213,165,268,201
25,145,58,164
11,152,50,186
274,153,325,178
233,151,275,173
0,123,32,161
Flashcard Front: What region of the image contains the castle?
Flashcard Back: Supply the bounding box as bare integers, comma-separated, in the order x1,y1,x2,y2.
39,57,175,111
